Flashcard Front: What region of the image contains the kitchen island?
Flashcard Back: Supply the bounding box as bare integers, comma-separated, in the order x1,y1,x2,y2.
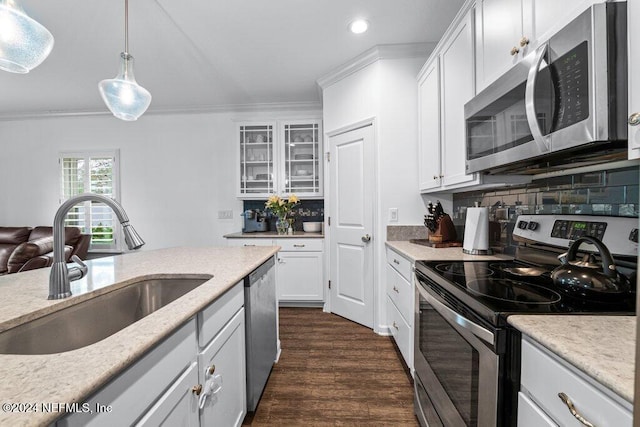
0,246,279,427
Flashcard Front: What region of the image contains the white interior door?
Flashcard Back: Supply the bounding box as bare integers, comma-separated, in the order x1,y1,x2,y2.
328,124,374,328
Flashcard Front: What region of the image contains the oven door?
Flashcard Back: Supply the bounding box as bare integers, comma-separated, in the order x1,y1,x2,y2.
414,275,499,427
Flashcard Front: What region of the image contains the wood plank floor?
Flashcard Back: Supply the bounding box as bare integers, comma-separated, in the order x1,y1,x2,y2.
243,308,419,426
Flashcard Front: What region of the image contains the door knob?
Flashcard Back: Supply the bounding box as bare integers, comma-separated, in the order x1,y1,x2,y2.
629,113,640,126
361,234,371,243
510,46,519,56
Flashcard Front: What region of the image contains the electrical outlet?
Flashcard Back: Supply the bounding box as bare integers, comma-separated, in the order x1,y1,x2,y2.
389,208,398,222
218,210,233,220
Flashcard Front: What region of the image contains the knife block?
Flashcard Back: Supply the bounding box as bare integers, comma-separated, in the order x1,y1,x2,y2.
428,215,457,243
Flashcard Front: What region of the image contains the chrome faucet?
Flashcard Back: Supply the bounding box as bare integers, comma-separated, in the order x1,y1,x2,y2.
48,193,145,300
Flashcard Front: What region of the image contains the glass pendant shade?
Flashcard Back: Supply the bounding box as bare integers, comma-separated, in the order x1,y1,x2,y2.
0,0,54,73
98,52,151,121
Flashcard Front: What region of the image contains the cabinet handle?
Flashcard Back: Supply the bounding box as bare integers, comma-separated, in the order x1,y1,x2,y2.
519,36,529,47
293,244,306,248
433,175,439,180
192,384,203,396
278,258,285,264
393,286,399,293
208,365,216,375
439,174,444,178
243,244,256,247
393,259,400,265
629,112,640,126
510,46,519,56
392,321,399,330
557,393,595,427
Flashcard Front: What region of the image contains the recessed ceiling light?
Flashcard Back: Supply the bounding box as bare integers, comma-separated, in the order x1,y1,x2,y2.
349,19,369,34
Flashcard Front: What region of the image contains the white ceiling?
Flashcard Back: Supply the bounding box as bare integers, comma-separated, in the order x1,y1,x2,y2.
1,0,465,118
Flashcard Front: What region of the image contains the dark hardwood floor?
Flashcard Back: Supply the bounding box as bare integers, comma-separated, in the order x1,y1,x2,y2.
243,308,419,426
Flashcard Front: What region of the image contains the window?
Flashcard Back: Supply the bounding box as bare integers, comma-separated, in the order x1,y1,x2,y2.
59,150,120,252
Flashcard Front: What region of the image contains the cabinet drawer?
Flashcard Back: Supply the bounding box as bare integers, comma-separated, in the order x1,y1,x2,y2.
385,264,413,326
521,337,632,427
198,281,244,348
386,247,412,282
277,238,323,252
386,295,412,370
226,238,274,247
517,392,556,427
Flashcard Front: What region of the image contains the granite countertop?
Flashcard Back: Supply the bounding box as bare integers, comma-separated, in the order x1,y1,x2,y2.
385,240,512,262
0,246,279,427
224,231,324,238
508,315,636,403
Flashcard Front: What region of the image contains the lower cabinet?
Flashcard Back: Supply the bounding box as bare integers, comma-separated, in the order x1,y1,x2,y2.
227,237,324,305
58,282,247,427
385,246,414,372
518,336,632,427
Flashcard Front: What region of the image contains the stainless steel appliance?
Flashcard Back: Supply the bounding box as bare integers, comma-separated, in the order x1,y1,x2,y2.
465,2,627,175
244,257,277,412
414,215,637,426
242,209,268,233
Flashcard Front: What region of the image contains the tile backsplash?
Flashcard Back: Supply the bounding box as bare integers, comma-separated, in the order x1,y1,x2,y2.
452,166,639,248
243,199,324,232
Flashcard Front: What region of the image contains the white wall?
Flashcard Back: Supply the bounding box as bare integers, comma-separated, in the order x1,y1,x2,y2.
0,109,320,251
322,55,429,333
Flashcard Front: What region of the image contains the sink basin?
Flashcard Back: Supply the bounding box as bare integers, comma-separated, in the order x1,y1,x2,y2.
0,275,212,355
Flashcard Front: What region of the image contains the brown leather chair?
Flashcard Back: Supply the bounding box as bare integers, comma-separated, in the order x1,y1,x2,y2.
0,226,91,274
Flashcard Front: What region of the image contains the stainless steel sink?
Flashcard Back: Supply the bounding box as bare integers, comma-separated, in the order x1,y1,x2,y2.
0,275,212,355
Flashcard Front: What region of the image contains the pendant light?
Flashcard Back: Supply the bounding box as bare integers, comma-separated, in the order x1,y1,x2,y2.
99,0,151,121
0,0,54,73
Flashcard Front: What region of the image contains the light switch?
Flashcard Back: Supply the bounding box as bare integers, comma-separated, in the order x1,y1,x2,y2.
389,208,398,222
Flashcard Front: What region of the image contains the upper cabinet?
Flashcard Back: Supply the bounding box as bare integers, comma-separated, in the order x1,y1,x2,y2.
238,119,323,199
417,59,441,192
475,0,599,92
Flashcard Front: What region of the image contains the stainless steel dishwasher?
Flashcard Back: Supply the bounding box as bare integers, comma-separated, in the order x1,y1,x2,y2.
244,256,277,412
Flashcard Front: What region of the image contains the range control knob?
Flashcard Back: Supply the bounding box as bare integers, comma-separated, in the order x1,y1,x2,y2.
629,229,639,243
517,220,529,230
527,221,539,231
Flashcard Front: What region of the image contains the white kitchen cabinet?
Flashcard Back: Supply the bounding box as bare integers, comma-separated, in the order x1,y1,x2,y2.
629,0,640,159
518,336,632,427
476,0,598,92
198,309,246,427
385,246,414,372
59,282,247,427
237,119,323,199
226,237,325,305
417,58,441,192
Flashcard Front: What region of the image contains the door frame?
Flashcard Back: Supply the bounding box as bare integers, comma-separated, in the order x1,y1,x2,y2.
323,117,380,332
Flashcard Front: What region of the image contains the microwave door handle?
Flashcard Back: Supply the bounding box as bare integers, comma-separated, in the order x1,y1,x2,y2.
419,285,495,346
525,43,551,152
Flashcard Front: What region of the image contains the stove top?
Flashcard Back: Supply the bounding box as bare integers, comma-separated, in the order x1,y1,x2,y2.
416,260,636,327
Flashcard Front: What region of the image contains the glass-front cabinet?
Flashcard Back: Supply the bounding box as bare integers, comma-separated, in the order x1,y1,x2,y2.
237,120,323,199
281,120,322,196
239,124,276,196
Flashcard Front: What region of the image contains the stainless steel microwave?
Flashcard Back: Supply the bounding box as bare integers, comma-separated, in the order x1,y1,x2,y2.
464,2,627,175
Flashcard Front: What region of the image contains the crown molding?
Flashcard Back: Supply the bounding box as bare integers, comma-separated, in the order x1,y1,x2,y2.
316,42,436,90
0,101,323,122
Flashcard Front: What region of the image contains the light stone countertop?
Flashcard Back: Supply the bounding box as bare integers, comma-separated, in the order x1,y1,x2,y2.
0,246,279,427
385,240,512,262
508,315,636,403
224,231,323,238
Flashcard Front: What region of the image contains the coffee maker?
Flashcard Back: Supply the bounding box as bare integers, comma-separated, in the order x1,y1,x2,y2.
242,210,268,233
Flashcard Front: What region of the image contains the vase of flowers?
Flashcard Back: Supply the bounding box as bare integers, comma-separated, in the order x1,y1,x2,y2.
265,194,299,235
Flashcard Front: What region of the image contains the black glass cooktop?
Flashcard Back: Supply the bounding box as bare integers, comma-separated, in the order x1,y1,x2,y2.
416,260,635,326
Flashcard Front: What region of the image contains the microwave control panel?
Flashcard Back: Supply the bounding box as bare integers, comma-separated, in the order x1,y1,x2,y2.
550,220,607,241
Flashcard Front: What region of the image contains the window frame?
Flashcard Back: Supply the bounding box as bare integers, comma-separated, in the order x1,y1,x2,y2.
58,149,122,253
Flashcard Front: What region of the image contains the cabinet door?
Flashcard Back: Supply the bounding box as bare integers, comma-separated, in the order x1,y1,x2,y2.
280,120,323,197
475,0,523,91
238,123,276,198
199,309,246,427
629,0,640,159
523,0,595,51
517,392,557,427
440,10,478,188
136,362,199,427
417,58,442,192
277,251,324,302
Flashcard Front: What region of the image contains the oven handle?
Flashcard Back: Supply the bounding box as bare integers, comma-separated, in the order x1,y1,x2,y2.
525,42,551,153
417,283,495,346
